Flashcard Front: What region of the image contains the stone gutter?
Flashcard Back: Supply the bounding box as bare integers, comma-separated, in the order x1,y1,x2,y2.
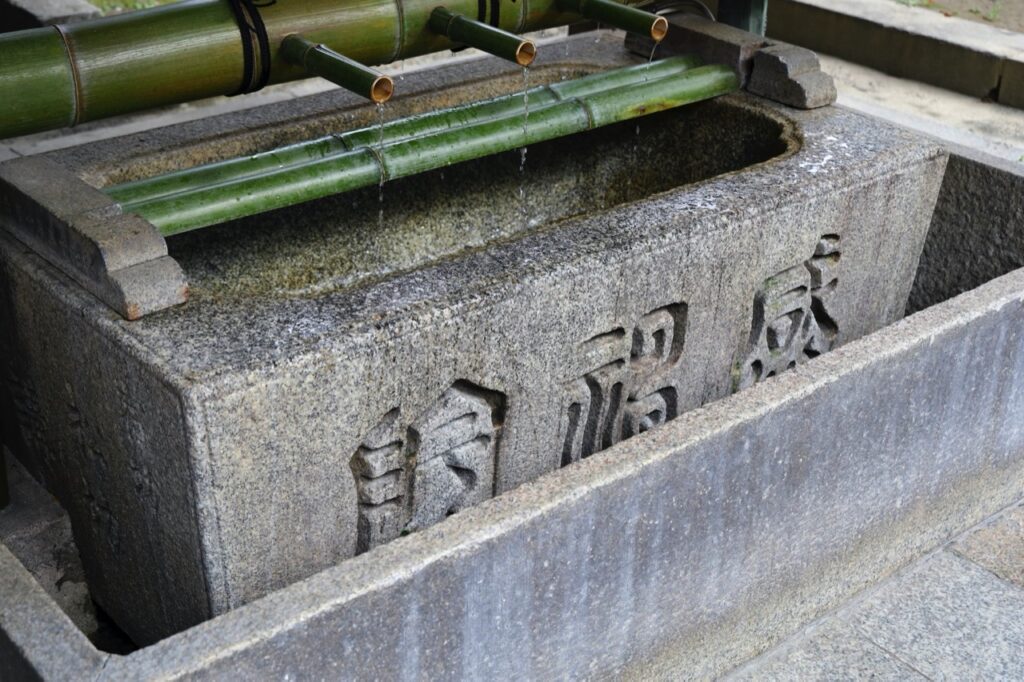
766,0,1024,109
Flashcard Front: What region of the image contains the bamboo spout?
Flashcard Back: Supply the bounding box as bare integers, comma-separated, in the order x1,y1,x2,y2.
558,0,669,42
429,8,536,66
280,35,393,103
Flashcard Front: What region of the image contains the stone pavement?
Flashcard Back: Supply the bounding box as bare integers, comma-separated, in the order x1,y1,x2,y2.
725,502,1024,680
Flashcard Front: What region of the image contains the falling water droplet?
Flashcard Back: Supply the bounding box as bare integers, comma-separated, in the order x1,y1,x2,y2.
644,42,659,82
630,123,641,200
376,103,386,243
520,67,530,234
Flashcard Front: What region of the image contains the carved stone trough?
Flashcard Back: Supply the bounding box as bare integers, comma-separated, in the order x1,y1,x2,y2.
0,31,951,662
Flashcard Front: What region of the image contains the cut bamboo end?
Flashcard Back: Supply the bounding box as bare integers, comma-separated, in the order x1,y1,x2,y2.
371,76,394,103
651,16,669,42
280,34,393,104
515,41,537,67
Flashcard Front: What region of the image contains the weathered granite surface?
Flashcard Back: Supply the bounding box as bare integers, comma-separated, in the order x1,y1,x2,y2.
0,35,946,643
845,552,1024,680
951,503,1024,589
908,146,1024,314
5,212,1024,680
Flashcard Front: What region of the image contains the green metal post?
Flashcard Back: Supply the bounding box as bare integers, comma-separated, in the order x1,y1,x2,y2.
717,0,768,35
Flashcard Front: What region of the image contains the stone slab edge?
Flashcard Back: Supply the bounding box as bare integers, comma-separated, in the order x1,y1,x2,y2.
0,545,107,680
908,141,1024,313
767,0,1024,110
0,0,97,32
0,156,187,320
0,263,1004,677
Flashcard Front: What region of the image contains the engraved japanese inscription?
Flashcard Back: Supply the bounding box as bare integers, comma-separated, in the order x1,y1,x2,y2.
734,234,840,390
350,381,505,554
559,303,688,467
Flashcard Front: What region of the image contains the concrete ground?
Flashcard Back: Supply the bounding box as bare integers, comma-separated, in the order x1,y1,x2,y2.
820,54,1024,165
724,500,1024,679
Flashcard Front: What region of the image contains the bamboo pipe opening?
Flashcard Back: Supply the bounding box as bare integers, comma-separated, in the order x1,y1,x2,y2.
371,76,395,103
280,34,394,104
515,41,537,67
651,16,669,42
428,8,537,66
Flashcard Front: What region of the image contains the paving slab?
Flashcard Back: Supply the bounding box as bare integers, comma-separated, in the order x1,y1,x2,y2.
951,504,1024,590
726,620,926,681
820,55,1024,165
766,0,1024,110
845,551,1024,680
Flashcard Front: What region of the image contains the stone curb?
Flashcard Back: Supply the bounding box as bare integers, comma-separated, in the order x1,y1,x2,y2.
767,0,1024,110
0,0,97,32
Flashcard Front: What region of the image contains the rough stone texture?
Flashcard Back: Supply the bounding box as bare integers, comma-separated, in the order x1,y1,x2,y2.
0,544,106,681
49,241,1024,678
2,247,1024,678
1005,59,1024,111
845,552,1024,680
726,621,926,681
0,236,211,644
0,156,188,320
0,36,946,644
0,454,96,638
908,146,1024,314
767,0,1024,110
951,504,1024,590
747,44,837,109
0,0,97,32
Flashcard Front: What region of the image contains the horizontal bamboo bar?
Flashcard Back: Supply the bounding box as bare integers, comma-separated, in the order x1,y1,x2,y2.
107,56,703,207
429,8,537,66
280,35,394,103
117,62,737,236
0,0,647,139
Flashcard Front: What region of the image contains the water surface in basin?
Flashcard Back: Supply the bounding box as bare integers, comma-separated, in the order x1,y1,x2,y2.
165,97,795,303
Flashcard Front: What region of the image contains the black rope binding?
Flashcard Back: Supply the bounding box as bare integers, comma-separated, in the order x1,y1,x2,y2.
226,0,273,95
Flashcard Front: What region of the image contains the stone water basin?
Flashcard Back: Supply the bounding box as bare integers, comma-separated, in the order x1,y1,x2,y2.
0,32,945,647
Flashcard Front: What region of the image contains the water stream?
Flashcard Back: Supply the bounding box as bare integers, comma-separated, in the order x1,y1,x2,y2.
376,102,386,263
519,67,530,234
378,99,385,229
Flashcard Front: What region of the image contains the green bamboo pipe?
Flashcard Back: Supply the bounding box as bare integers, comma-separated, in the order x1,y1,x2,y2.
107,56,702,206
0,0,589,139
280,35,394,103
558,0,669,41
119,63,737,235
428,7,537,66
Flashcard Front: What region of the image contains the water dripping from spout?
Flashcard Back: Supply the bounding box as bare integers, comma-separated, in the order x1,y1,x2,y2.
519,67,530,235
630,123,640,201
645,41,659,81
376,103,386,262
